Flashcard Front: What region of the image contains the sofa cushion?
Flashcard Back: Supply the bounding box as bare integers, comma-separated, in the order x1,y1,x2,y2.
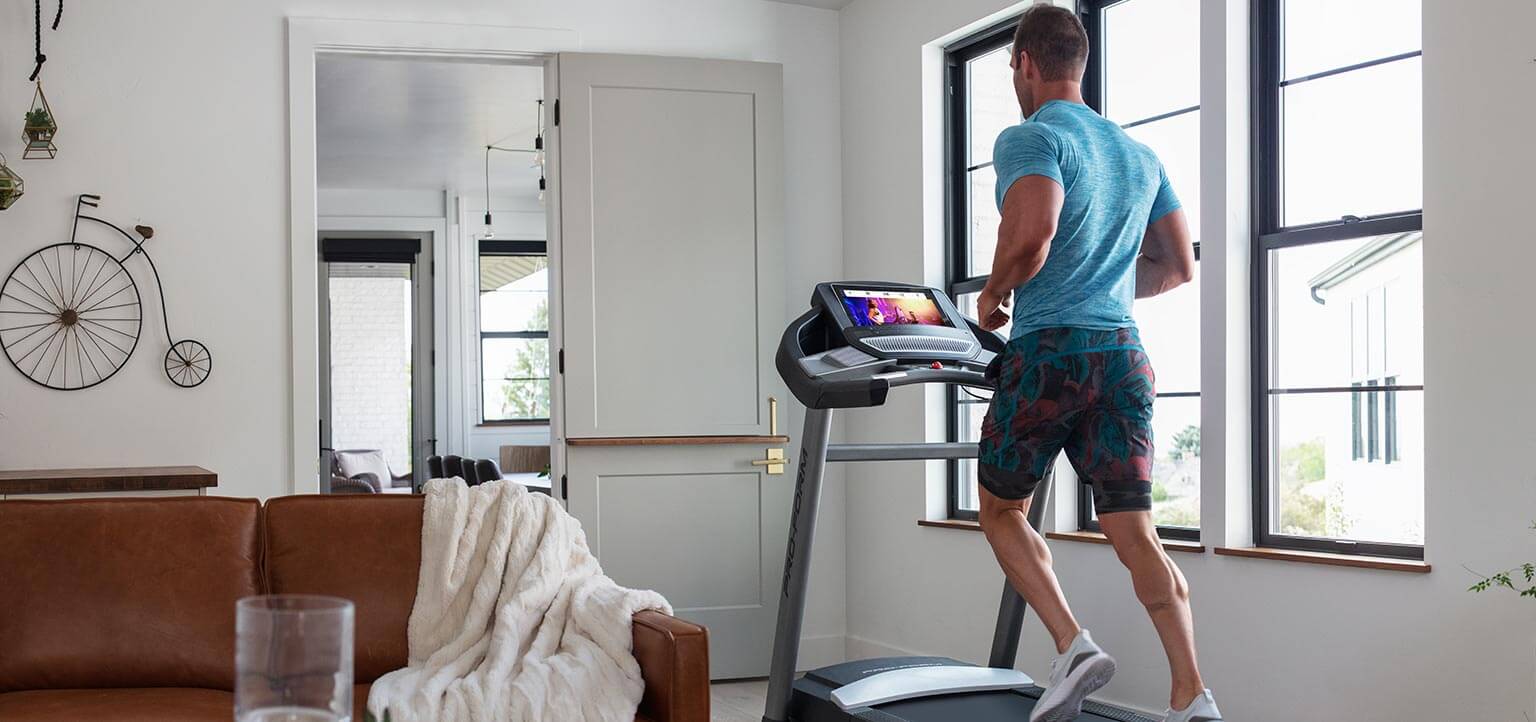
262,495,424,683
0,497,261,693
0,687,233,721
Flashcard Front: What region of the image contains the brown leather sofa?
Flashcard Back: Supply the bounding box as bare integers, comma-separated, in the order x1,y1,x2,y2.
0,495,709,721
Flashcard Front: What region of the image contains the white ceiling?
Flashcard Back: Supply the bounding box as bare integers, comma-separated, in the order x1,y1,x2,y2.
316,55,545,196
763,0,854,10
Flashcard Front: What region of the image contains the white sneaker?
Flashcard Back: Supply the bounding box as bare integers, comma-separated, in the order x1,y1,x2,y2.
1163,689,1223,722
1030,629,1117,722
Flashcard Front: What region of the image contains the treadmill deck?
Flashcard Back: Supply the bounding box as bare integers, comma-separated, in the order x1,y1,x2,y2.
788,657,1158,722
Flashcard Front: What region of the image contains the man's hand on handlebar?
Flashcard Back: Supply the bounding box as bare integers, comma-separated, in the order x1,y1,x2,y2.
977,286,1011,332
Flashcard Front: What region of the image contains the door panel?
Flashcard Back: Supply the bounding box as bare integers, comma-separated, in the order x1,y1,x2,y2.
566,443,786,679
554,52,788,679
558,53,784,439
597,471,762,608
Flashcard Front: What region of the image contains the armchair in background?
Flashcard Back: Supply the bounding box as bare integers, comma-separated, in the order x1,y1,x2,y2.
331,449,412,493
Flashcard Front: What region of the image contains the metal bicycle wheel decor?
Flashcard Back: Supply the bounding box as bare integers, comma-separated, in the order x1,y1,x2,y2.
0,194,212,390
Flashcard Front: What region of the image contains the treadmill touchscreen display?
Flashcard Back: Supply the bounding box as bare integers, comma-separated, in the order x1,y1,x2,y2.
840,288,952,328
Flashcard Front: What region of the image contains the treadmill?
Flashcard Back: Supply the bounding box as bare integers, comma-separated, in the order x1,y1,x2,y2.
765,281,1155,722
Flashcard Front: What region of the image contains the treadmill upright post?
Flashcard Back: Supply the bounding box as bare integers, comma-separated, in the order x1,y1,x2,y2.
986,465,1053,670
763,407,835,722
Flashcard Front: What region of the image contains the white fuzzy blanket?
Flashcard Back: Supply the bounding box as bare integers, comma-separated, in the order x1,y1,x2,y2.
366,479,671,722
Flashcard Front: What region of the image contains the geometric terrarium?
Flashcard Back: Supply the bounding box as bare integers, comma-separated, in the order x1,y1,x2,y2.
23,83,57,160
0,154,22,210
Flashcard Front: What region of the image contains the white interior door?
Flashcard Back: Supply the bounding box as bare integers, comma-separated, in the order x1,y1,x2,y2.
553,52,787,678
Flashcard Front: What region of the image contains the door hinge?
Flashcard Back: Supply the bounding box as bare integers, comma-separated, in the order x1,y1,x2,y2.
553,99,560,127
558,348,564,374
560,474,568,500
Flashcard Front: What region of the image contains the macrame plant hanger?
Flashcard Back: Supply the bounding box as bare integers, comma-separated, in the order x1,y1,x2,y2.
23,0,62,160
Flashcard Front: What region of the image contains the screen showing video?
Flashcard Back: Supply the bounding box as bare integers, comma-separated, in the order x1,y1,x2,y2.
840,288,951,328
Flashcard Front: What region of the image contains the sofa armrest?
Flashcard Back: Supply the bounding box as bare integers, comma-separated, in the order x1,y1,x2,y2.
632,610,709,722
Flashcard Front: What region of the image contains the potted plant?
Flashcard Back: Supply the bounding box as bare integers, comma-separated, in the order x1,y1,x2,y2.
1470,523,1536,600
24,107,55,143
0,159,22,211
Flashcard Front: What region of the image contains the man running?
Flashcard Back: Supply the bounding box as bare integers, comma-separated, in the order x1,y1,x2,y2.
974,6,1222,722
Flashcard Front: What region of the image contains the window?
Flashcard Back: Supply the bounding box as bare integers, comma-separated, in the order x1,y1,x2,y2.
1079,0,1202,540
1253,0,1423,557
944,19,1020,522
942,3,1202,536
479,240,550,423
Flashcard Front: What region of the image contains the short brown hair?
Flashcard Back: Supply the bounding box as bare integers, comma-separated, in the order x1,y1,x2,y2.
1012,4,1089,81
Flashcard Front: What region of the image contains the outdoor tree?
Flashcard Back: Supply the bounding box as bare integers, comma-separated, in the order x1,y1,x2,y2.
500,299,550,419
1170,425,1200,461
1275,437,1345,537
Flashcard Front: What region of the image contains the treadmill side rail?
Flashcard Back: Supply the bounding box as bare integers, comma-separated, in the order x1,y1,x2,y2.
829,666,1035,710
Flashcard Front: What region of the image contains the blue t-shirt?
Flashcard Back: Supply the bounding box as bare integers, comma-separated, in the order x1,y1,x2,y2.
993,99,1181,338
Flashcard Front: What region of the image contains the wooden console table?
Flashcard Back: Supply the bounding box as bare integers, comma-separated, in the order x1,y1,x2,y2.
0,466,218,499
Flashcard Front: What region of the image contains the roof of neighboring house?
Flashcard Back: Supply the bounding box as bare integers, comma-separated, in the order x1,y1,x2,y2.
481,255,546,293
1307,231,1422,303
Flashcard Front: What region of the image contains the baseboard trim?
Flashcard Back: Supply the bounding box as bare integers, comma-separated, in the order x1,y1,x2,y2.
795,633,848,671
844,634,924,660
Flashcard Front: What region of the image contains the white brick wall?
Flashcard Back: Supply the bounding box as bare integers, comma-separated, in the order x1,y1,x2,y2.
329,275,413,475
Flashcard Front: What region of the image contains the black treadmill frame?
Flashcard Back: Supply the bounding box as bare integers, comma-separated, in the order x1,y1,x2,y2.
765,284,1158,722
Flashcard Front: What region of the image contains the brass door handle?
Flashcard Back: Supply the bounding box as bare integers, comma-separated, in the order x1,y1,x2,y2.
751,447,786,474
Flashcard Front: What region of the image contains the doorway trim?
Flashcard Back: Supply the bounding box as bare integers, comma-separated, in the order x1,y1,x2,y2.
287,18,576,493
317,229,435,493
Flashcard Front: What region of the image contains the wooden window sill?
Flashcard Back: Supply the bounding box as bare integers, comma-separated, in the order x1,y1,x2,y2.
916,522,1205,554
1214,546,1430,573
917,518,983,532
477,419,550,427
1046,530,1205,553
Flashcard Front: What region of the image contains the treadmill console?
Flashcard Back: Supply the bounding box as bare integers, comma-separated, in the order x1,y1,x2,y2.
778,281,1006,409
816,282,981,362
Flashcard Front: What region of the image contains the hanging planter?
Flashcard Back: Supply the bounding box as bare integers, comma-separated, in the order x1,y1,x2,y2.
0,154,23,210
22,83,57,160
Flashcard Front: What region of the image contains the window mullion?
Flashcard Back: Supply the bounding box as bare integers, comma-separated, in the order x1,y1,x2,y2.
1118,104,1201,131
1277,49,1423,89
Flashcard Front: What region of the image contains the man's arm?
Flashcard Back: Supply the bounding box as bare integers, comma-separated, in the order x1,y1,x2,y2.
1135,208,1195,298
977,176,1065,331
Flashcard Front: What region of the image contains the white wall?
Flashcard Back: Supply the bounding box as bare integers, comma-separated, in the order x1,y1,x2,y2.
839,0,1536,720
0,0,845,655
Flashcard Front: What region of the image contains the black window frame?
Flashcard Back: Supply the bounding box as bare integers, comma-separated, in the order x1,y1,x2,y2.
944,18,1018,523
478,239,551,425
942,7,1204,540
1072,0,1203,542
1250,0,1424,559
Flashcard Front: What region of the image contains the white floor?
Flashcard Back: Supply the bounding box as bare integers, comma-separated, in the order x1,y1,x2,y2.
711,679,769,721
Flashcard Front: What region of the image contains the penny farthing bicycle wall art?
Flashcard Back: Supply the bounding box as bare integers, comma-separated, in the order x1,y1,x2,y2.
0,194,212,390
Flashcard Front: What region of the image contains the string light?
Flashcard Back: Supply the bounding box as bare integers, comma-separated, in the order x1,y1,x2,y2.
483,100,549,224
